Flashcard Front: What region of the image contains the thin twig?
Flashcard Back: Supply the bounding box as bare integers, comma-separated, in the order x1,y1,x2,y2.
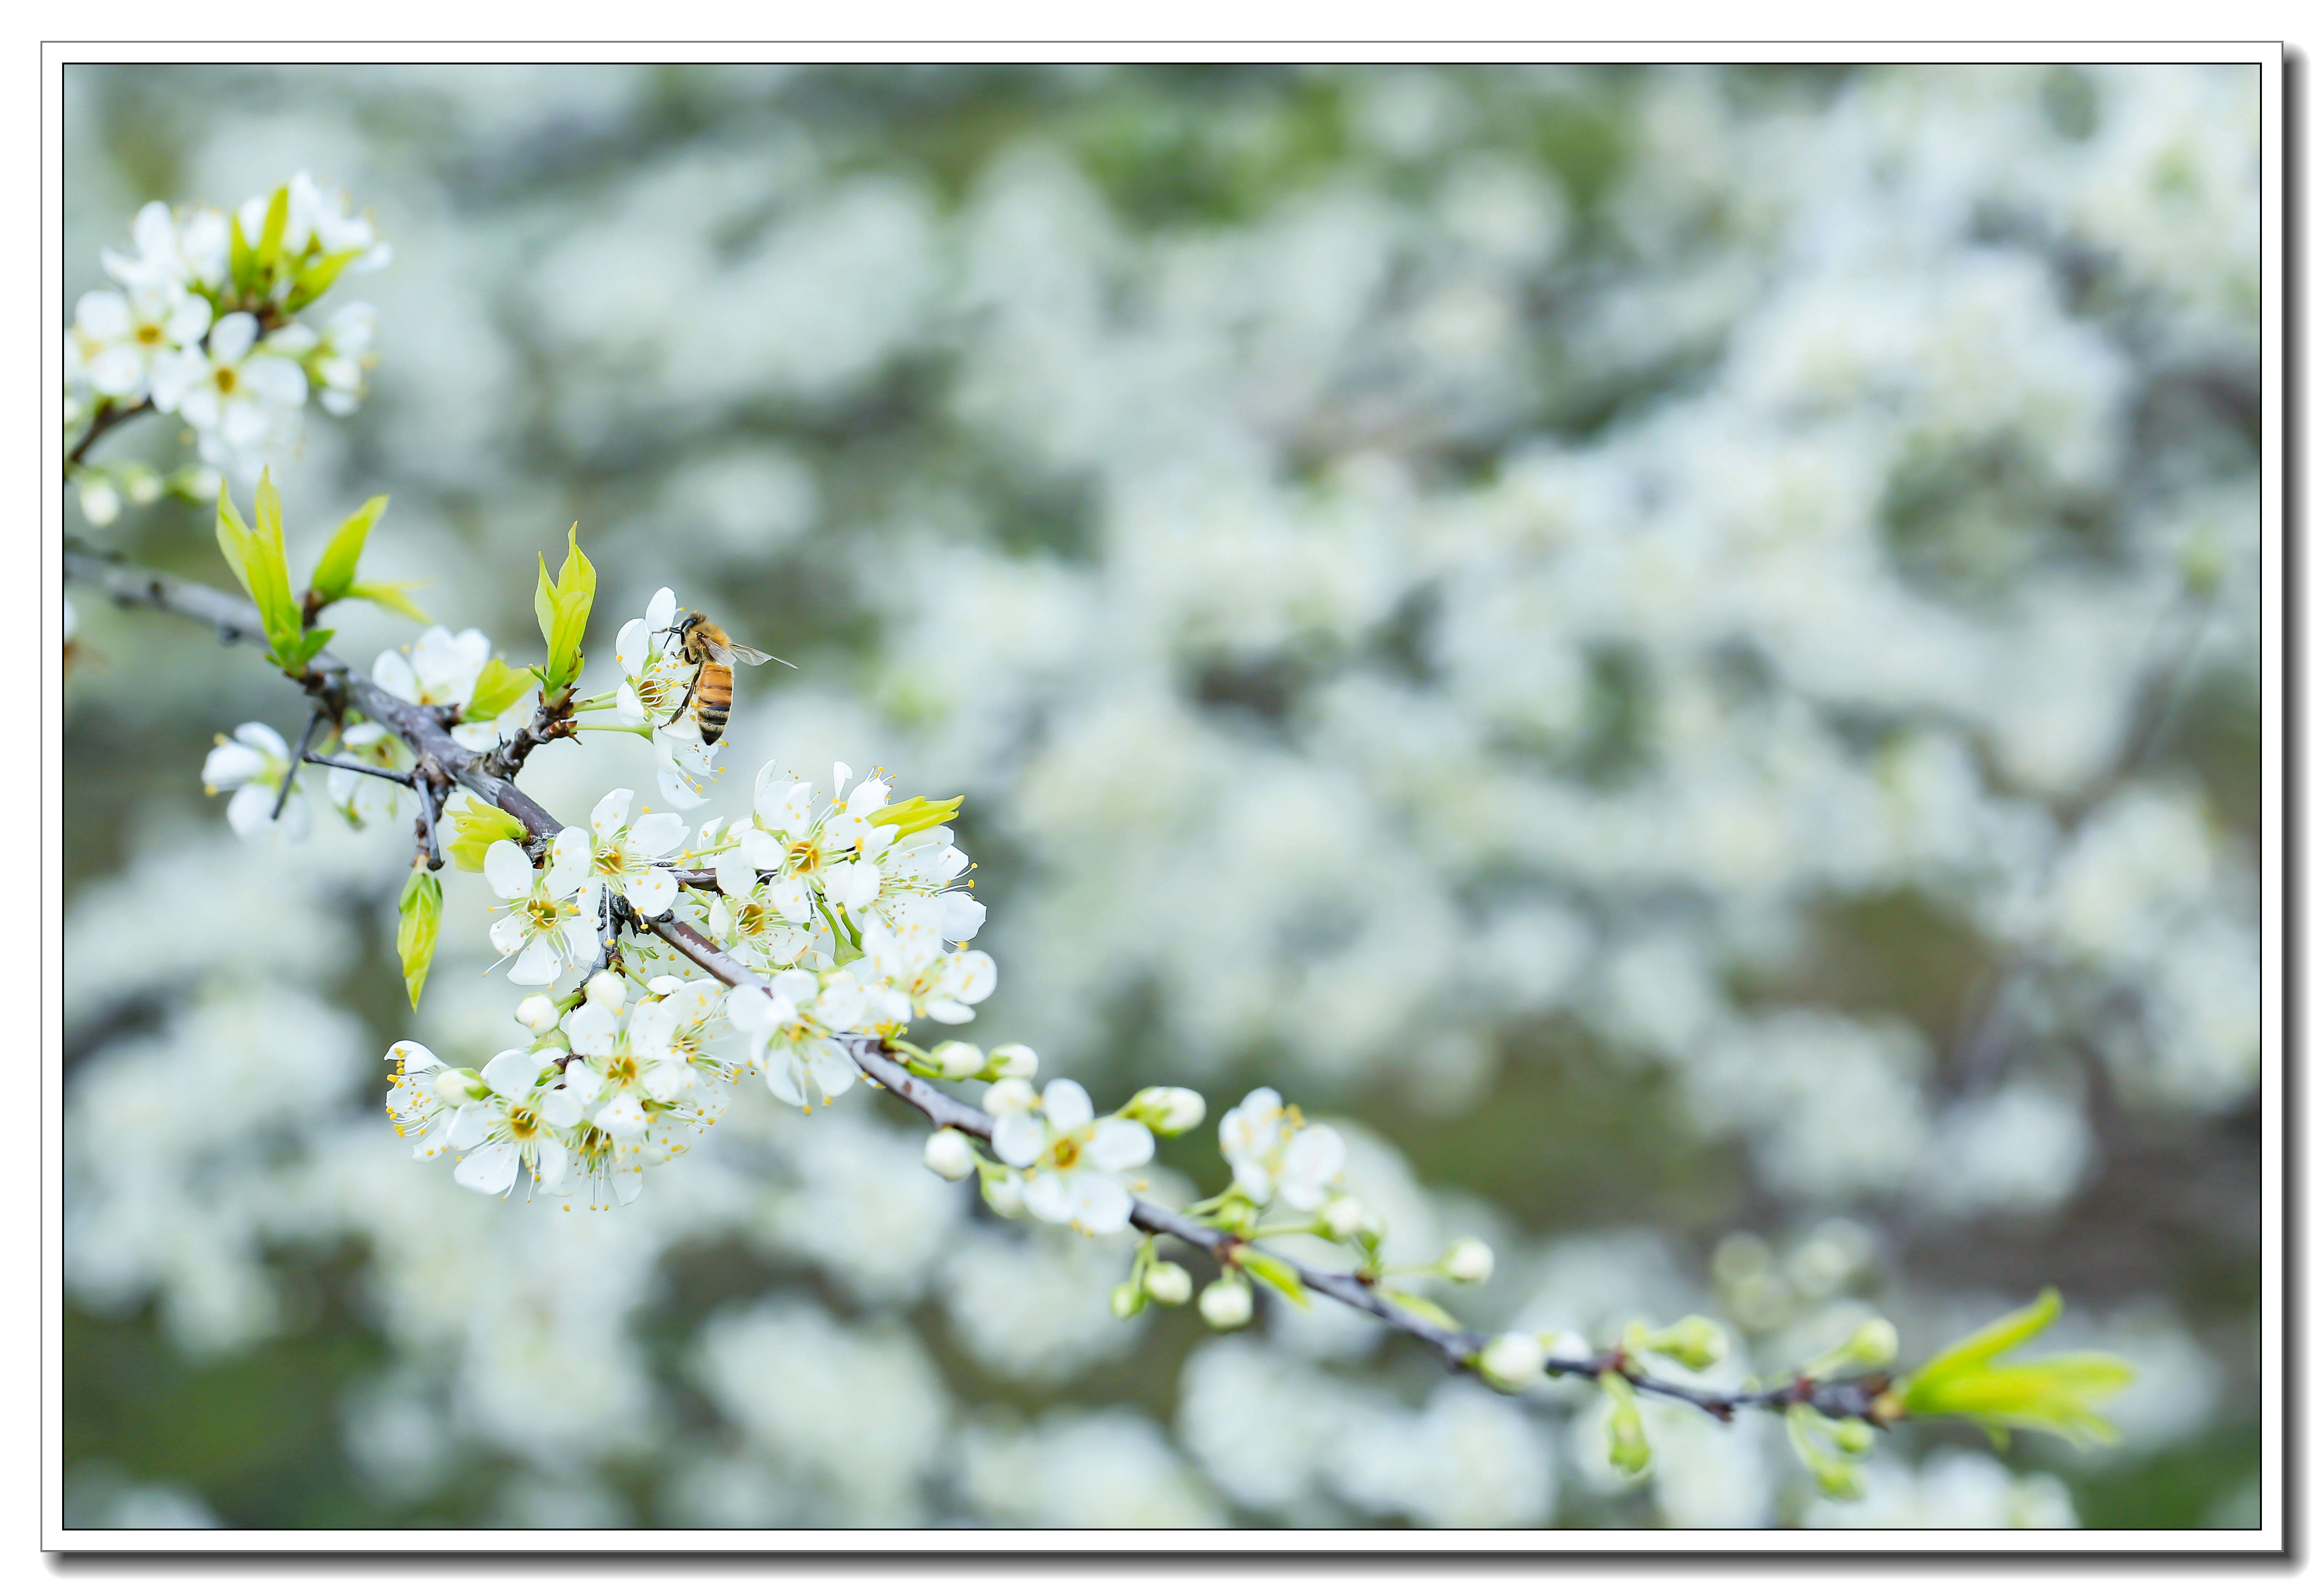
302,751,413,783
273,707,327,821
68,545,1899,1426
412,758,445,871
66,398,154,471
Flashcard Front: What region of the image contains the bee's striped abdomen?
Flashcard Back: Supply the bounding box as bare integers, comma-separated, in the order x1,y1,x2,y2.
696,663,734,745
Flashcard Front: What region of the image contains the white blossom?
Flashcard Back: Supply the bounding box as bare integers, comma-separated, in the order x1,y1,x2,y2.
1218,1087,1347,1211
101,200,230,293
323,722,408,829
483,833,601,985
446,1047,586,1197
200,721,309,840
71,285,212,401
725,969,868,1110
985,1079,1153,1237
382,1041,461,1162
859,897,998,1026
148,311,308,480
581,788,687,917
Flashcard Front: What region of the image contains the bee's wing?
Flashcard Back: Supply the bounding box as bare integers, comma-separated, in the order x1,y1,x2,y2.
725,644,794,668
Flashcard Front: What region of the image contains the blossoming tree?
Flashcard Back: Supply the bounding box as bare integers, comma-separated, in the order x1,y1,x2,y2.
60,171,2142,1517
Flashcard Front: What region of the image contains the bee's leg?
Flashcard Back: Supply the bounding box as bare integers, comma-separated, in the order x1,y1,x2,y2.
660,664,704,730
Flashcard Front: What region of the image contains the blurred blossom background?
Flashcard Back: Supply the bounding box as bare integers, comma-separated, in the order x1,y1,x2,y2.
60,63,2263,1530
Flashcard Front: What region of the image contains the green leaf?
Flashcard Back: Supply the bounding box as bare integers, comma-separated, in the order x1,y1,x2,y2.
1382,1288,1462,1331
284,629,334,670
534,555,558,650
1897,1288,2136,1448
346,579,432,624
396,866,443,1010
546,586,591,690
215,485,259,599
256,185,290,273
282,246,362,313
867,794,964,841
555,522,595,604
310,495,389,600
465,656,533,722
228,211,256,294
444,795,527,872
1241,1253,1309,1309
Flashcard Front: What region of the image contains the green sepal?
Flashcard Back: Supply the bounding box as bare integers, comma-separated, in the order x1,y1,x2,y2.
310,494,389,601
445,797,526,872
1241,1253,1309,1309
346,579,432,623
465,656,534,722
1381,1288,1462,1331
396,865,443,1010
867,794,964,841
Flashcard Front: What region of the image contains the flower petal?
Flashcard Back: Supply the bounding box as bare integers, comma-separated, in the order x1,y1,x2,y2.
592,788,635,841
990,1111,1046,1169
1041,1080,1094,1135
544,828,593,897
483,838,534,900
509,938,562,985
1021,1171,1075,1225
1088,1118,1156,1173
453,1141,521,1196
480,1048,542,1097
627,866,677,918
1068,1171,1133,1235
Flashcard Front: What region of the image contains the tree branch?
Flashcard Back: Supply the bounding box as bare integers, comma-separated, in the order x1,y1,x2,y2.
66,398,154,471
66,544,1901,1428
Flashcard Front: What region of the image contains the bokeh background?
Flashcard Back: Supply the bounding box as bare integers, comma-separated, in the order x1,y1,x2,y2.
60,63,2263,1530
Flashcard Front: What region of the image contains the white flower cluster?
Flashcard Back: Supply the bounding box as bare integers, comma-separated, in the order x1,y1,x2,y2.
66,173,387,507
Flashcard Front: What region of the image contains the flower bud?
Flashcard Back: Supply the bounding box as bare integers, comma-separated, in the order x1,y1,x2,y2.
1601,1375,1651,1477
1125,1085,1206,1135
585,970,626,1012
981,1169,1025,1218
929,1041,985,1081
982,1078,1037,1118
1318,1195,1366,1241
1832,1418,1877,1456
1199,1274,1253,1330
1144,1261,1193,1306
78,478,121,527
1842,1316,1899,1369
433,1068,488,1103
1109,1282,1144,1320
1607,1400,1652,1477
1478,1331,1544,1389
514,994,559,1035
1645,1314,1730,1371
923,1128,976,1182
1442,1238,1494,1284
986,1043,1039,1080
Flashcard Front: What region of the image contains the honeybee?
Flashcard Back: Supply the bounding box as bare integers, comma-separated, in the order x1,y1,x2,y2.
656,613,794,745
